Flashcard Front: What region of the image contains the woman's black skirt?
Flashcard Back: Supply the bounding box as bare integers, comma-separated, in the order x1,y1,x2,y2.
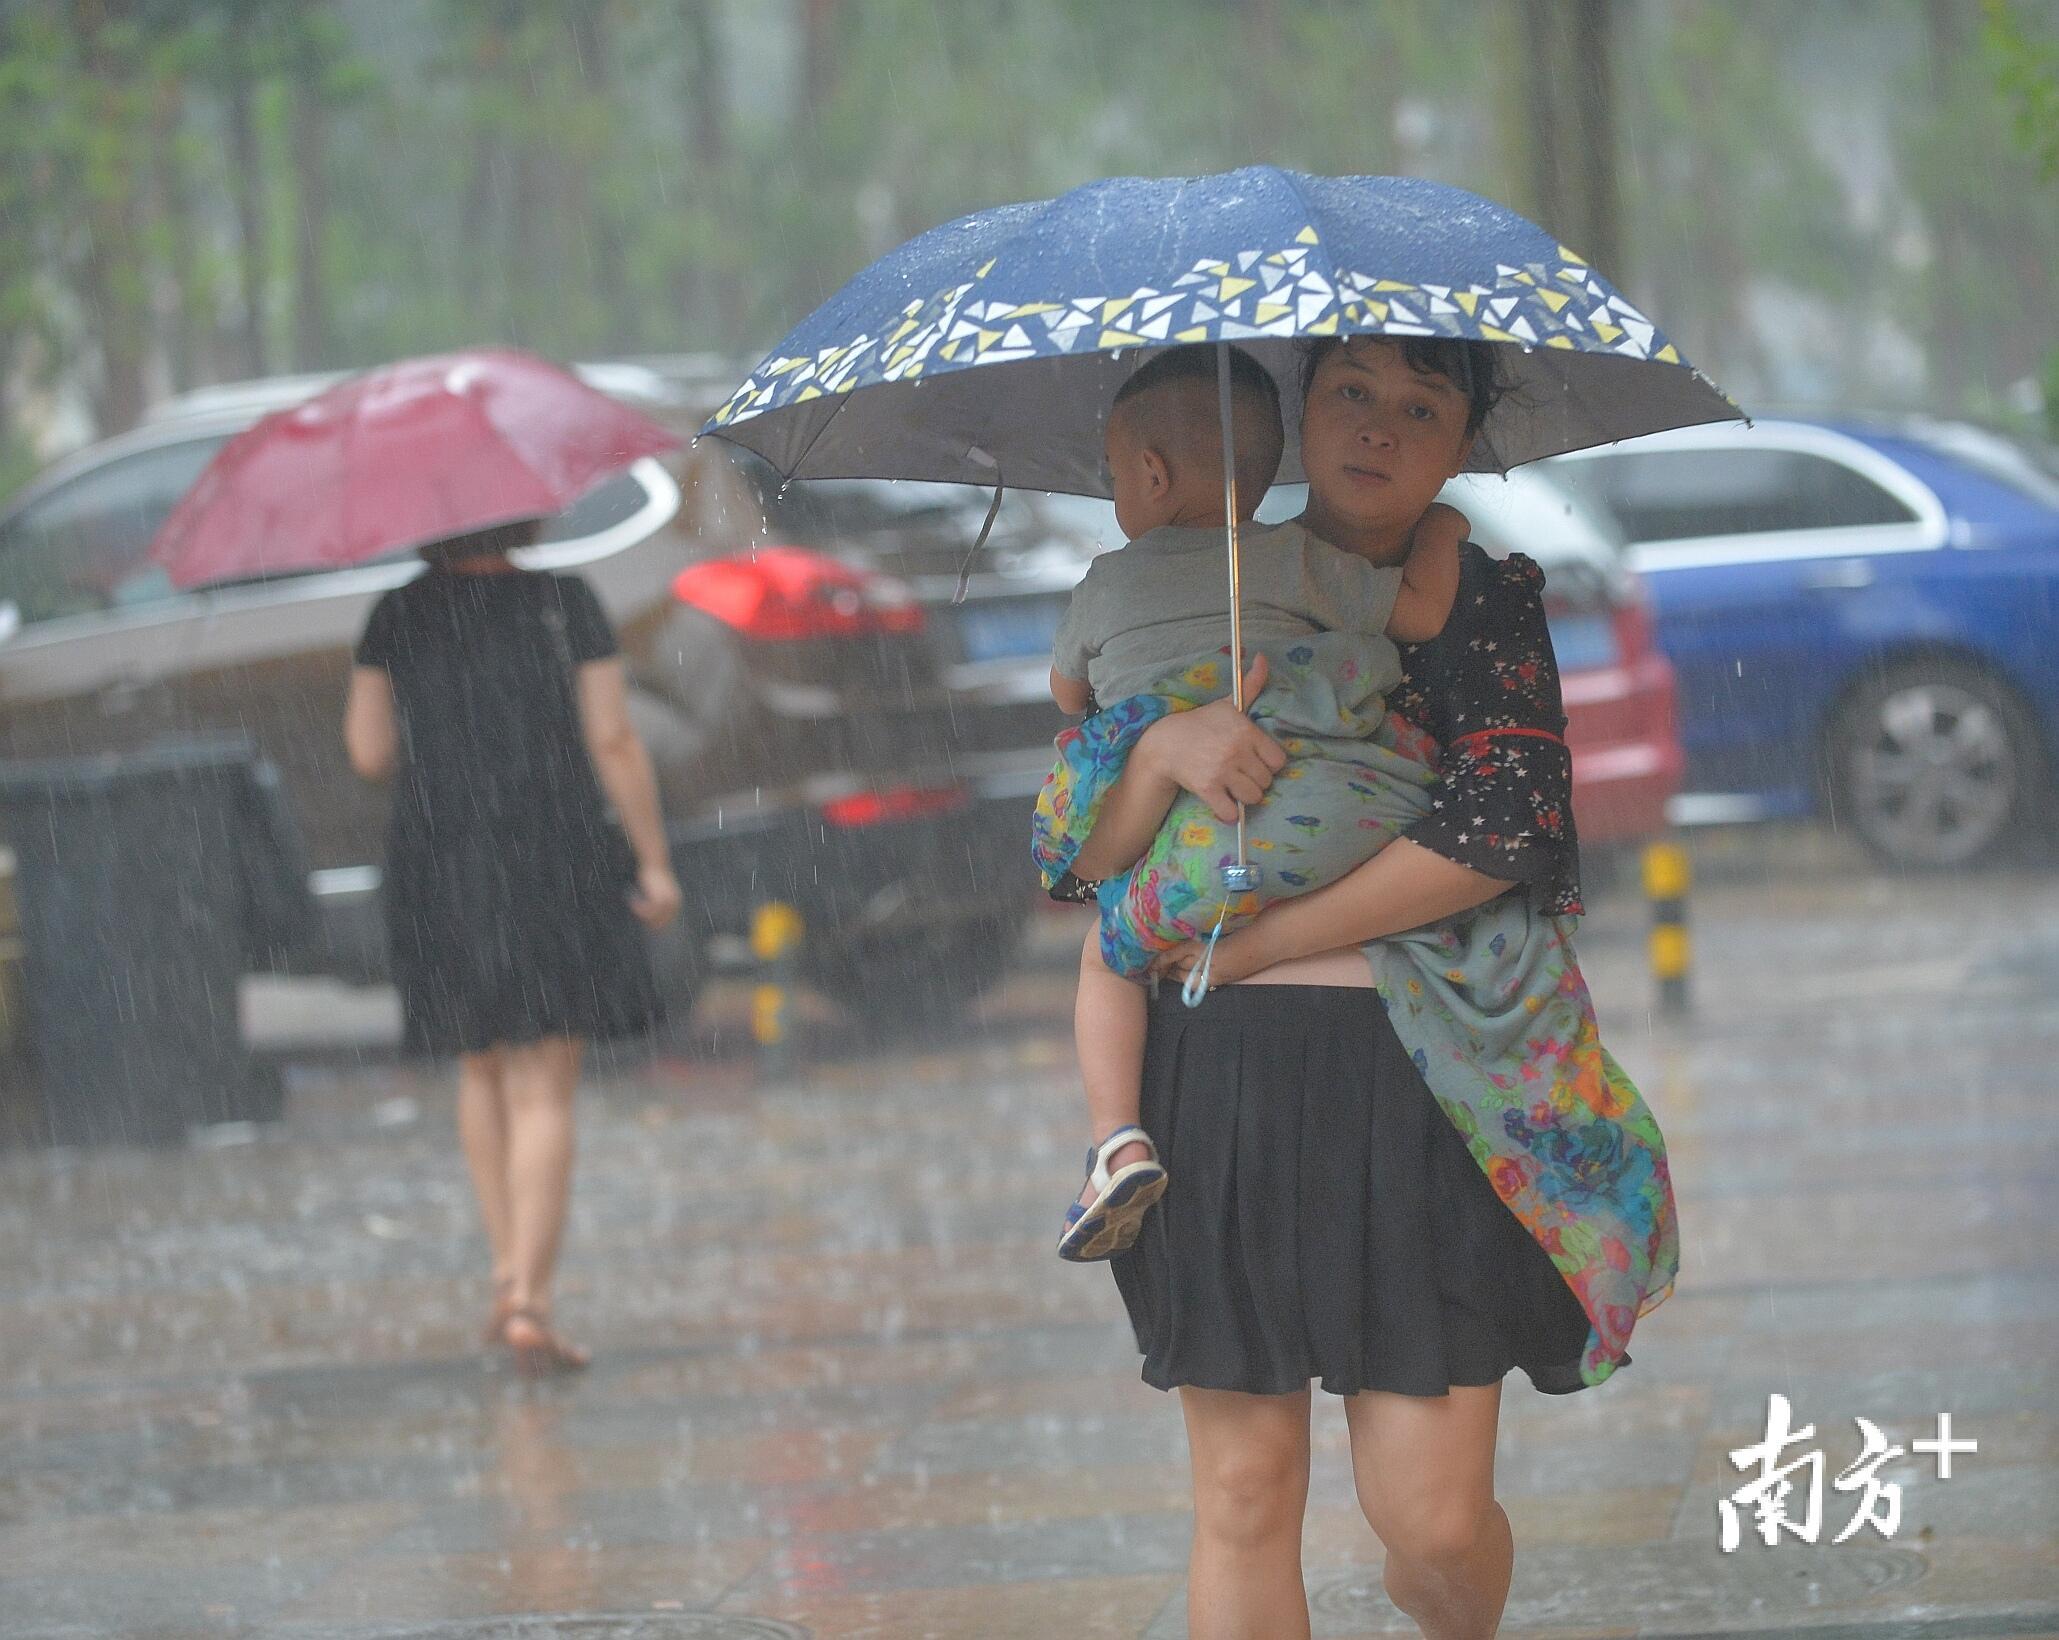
1110,982,1606,1398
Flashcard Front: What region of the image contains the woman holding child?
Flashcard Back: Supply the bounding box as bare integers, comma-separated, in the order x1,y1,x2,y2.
1044,333,1679,1639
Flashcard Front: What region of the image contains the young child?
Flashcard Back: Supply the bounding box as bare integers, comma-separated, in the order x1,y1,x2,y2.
1052,344,1467,1261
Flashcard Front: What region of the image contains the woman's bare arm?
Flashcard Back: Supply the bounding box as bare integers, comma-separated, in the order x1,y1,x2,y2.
1152,838,1513,985
1066,654,1284,882
343,666,398,782
575,657,681,928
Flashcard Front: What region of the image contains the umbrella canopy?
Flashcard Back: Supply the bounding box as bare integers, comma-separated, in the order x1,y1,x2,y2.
152,347,680,589
703,168,1741,492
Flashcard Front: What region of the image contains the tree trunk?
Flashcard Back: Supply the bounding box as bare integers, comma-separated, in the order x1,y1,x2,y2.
290,7,331,371
801,0,837,126
149,73,207,390
1566,0,1625,279
1516,0,1625,276
1922,0,1972,407
684,0,725,170
72,0,152,432
677,0,729,343
569,1,629,349
1518,0,1570,232
224,11,269,377
1241,0,1286,158
289,88,329,369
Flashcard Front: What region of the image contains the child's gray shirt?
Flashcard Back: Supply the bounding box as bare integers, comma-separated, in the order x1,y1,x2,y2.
1052,520,1404,708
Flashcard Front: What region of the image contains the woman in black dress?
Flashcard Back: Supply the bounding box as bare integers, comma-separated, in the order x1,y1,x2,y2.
344,518,681,1375
1063,336,1634,1638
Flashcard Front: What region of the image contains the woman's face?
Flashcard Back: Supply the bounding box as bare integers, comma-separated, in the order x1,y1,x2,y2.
1298,339,1476,547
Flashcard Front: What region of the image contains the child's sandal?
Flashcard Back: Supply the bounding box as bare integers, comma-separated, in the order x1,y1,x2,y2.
1057,1126,1167,1263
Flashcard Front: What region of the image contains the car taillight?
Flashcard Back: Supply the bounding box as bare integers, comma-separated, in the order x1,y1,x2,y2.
820,785,972,828
673,546,925,641
1610,590,1656,663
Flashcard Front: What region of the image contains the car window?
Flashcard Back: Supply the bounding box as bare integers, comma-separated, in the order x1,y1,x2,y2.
1897,424,2059,508
1567,448,1918,542
0,437,226,624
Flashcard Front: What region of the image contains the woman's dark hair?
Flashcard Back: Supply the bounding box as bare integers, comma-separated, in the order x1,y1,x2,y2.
421,516,546,564
1299,334,1507,440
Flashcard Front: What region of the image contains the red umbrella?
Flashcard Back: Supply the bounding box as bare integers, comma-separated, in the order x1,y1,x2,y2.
151,348,682,588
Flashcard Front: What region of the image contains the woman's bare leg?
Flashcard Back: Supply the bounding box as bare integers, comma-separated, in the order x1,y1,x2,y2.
1179,1386,1314,1640
499,1035,584,1315
1343,1382,1512,1639
455,1048,513,1292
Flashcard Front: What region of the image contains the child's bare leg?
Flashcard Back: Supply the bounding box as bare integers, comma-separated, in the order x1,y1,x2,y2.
1075,926,1153,1209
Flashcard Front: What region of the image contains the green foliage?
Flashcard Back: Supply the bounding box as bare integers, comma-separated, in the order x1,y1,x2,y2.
1891,0,2057,418
1983,0,2059,181
0,0,2053,447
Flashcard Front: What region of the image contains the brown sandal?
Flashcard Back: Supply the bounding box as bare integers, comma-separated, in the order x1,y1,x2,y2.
502,1306,590,1378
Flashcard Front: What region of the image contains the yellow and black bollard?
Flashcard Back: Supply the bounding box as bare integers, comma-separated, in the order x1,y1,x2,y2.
1641,840,1692,1016
749,901,805,1079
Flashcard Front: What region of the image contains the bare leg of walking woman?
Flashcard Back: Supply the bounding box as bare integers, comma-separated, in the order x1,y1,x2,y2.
456,1048,516,1340
498,1035,589,1373
1345,1383,1512,1639
1179,1387,1315,1640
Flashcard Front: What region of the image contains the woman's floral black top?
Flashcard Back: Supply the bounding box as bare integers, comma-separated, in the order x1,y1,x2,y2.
1389,542,1583,916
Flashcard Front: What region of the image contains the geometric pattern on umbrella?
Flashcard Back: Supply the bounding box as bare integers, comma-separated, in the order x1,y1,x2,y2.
711,238,1687,427
703,170,1742,490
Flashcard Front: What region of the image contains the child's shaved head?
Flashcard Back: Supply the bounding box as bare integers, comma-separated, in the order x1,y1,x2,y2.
1109,345,1285,502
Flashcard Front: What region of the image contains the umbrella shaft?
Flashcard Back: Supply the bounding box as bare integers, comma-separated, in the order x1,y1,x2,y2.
1217,345,1245,715
1217,344,1250,873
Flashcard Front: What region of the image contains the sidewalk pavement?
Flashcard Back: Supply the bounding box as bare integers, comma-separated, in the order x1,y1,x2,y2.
1,845,2055,1638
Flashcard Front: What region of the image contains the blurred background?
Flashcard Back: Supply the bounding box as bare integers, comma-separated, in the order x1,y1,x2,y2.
1,0,2054,478
0,4,2055,1637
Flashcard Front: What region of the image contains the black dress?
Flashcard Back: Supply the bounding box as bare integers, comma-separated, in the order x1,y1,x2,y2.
1103,546,1604,1398
354,567,662,1058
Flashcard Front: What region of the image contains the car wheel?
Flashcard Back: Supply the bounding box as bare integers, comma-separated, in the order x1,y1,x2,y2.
804,907,1029,1034
1825,657,2046,869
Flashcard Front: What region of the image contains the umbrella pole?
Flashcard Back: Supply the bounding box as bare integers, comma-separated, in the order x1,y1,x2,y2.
1215,343,1255,891
1180,344,1258,1011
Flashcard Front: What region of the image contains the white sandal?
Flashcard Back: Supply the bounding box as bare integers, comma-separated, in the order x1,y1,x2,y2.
1057,1126,1168,1262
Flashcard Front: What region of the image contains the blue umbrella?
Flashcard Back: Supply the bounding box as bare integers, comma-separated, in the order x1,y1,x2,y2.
703,167,1742,976
702,167,1741,492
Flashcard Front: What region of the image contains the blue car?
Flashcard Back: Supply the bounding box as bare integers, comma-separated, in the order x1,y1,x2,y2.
1543,416,2059,867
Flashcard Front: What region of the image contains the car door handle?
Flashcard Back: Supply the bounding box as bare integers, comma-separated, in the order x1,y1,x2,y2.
1804,560,1875,591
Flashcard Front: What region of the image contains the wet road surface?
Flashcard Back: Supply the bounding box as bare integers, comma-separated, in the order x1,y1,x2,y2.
2,829,2055,1638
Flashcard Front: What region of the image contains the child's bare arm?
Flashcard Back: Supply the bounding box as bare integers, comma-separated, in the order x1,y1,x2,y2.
1051,667,1096,716
1385,500,1468,643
